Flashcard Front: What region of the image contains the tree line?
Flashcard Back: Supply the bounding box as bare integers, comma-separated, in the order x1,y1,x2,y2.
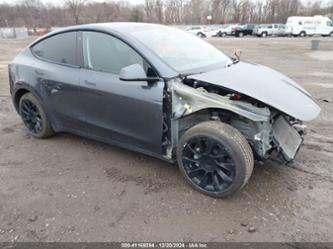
0,0,333,28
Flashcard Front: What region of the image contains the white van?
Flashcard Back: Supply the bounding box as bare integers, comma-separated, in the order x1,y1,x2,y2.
286,16,333,37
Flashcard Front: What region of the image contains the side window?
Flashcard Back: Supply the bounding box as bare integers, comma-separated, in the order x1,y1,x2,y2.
31,32,77,65
268,25,273,29
274,24,278,28
327,21,333,27
82,31,143,75
299,21,303,25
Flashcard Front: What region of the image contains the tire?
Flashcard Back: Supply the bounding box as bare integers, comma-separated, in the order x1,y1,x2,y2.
197,32,205,38
330,32,333,38
19,92,54,138
177,121,254,198
261,32,267,38
299,31,306,37
221,32,227,37
238,32,244,38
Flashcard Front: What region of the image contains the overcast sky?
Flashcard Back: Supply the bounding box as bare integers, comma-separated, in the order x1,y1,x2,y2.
0,0,145,5
0,0,331,6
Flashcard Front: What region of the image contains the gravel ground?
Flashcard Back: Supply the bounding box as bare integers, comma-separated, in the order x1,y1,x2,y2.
0,36,332,242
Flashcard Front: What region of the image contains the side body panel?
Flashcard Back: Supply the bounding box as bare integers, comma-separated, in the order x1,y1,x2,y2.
10,49,83,131
79,68,165,154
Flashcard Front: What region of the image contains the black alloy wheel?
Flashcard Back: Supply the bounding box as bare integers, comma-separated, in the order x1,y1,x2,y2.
177,121,254,198
182,135,236,193
20,99,43,135
19,93,54,138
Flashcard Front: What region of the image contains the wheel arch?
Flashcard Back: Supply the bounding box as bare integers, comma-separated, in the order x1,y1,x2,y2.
177,108,241,137
12,82,39,112
167,81,272,160
13,88,30,112
12,82,57,130
299,31,306,36
12,82,49,111
175,106,273,162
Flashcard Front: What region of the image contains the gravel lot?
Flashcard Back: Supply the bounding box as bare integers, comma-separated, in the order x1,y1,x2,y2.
0,36,333,242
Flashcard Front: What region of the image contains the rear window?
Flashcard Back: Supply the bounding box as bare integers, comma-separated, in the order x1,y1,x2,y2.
31,32,77,66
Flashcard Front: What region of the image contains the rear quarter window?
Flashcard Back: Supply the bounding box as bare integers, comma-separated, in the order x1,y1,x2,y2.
31,32,77,66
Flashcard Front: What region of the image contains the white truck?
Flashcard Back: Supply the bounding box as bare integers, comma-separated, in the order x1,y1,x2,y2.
253,24,286,37
286,15,333,37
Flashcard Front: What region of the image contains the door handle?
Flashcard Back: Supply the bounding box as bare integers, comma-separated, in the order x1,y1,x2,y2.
84,80,97,87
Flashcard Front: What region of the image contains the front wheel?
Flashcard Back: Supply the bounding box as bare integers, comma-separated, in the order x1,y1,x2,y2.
197,32,206,38
221,32,227,37
19,92,54,138
177,121,254,198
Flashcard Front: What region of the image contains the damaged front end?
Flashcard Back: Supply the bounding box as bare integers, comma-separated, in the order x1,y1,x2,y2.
163,78,311,163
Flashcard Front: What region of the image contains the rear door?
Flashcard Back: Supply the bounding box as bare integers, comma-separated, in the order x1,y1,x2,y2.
30,31,84,130
78,31,164,155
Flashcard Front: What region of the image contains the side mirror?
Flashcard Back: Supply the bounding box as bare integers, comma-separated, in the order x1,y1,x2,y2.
234,49,242,60
119,64,159,82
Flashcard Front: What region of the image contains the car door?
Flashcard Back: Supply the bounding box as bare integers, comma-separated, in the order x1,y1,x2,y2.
324,20,333,35
278,24,285,36
272,24,278,36
30,31,85,130
78,31,164,155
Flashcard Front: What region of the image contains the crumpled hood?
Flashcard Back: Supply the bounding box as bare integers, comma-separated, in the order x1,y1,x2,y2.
188,61,320,121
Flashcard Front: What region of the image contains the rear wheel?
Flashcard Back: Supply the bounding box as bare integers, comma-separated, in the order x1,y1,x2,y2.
177,121,254,198
261,32,267,38
299,31,306,37
19,93,54,138
330,32,333,38
238,32,244,38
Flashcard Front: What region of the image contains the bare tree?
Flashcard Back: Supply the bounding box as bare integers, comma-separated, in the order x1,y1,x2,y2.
0,0,328,28
63,0,86,24
231,0,242,23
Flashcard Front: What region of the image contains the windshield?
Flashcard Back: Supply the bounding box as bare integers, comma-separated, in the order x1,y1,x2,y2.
131,27,230,73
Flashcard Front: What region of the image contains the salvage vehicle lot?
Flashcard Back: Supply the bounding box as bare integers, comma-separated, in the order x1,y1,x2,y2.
0,37,333,242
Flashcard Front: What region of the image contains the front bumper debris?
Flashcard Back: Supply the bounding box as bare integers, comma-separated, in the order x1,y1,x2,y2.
273,116,303,161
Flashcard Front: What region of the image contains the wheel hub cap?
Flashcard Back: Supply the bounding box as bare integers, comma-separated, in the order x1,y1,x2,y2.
182,136,236,193
21,99,43,134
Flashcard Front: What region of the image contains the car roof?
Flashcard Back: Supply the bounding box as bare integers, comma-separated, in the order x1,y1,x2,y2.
55,22,168,35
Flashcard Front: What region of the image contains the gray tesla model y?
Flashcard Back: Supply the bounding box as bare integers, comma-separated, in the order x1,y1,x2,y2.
9,23,320,197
